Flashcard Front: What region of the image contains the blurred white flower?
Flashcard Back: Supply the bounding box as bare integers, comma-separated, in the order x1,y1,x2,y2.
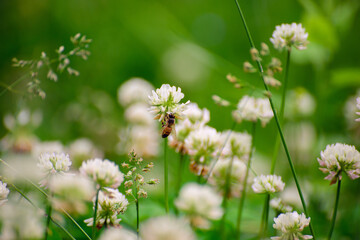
209,157,247,198
37,152,72,175
0,181,10,206
99,227,137,240
270,197,293,213
117,77,154,107
270,23,309,51
356,97,360,122
271,211,312,240
221,130,252,160
175,183,223,229
285,88,316,119
182,102,210,126
141,216,196,240
252,174,285,194
232,95,273,127
48,174,95,214
185,126,221,176
148,84,190,122
32,141,65,158
125,103,155,126
80,158,124,188
317,143,360,184
130,126,159,158
84,188,129,228
68,138,104,167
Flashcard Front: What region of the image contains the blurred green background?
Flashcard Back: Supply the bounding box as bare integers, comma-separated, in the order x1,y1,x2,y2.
1,0,360,239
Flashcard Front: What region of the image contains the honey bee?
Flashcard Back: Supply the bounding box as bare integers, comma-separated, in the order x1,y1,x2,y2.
161,113,176,138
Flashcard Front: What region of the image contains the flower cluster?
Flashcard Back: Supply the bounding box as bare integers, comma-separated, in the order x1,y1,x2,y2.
123,150,159,200
118,77,154,107
221,130,252,160
285,87,316,120
175,183,223,229
185,126,221,176
37,152,72,175
209,157,247,198
232,95,274,127
148,84,190,122
270,197,293,214
84,188,129,228
68,138,103,167
272,211,312,240
99,227,137,240
252,174,285,194
141,216,196,240
80,158,124,188
317,143,360,184
270,23,309,51
0,181,10,207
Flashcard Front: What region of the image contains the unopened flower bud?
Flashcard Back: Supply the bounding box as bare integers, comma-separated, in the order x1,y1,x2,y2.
260,42,270,56
212,95,230,107
243,61,257,73
250,48,261,61
124,180,133,188
226,74,237,83
121,163,129,168
125,189,132,195
268,58,282,73
264,76,281,88
137,189,147,198
126,171,132,178
147,179,160,185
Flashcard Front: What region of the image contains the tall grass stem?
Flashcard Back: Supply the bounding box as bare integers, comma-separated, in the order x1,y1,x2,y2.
232,1,315,238
164,138,169,213
44,195,53,240
92,187,101,239
328,178,342,240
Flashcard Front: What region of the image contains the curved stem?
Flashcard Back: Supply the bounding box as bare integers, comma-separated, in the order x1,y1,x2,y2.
259,194,270,238
164,138,169,213
236,122,256,238
328,178,342,240
45,194,53,240
270,50,291,174
220,156,235,240
232,1,315,238
176,153,185,197
92,187,101,239
0,72,30,97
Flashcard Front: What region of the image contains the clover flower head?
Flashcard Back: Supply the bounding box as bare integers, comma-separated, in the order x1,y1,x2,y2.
37,152,72,175
209,157,247,198
80,158,124,188
252,174,285,194
271,211,312,240
175,183,223,229
168,119,194,154
118,77,154,107
270,23,309,51
221,130,252,160
286,88,316,119
141,216,196,240
185,126,221,175
69,138,103,166
84,188,129,228
0,181,10,206
270,198,293,213
232,95,273,127
99,227,137,240
356,97,360,122
125,103,155,126
182,102,210,126
317,143,360,184
148,84,190,122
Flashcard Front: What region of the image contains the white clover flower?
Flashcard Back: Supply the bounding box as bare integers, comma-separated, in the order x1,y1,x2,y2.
252,174,285,194
148,84,190,122
175,183,223,229
32,140,65,158
117,77,154,107
0,181,10,206
209,157,247,198
317,143,360,184
271,211,312,240
344,90,360,130
68,138,103,167
221,130,252,160
168,119,194,154
182,102,210,126
130,126,159,158
185,126,221,176
84,188,129,228
141,216,196,240
80,158,124,188
270,198,293,213
99,227,137,240
285,88,316,120
356,97,360,122
37,152,72,175
48,174,95,214
270,23,309,51
232,95,274,127
125,103,155,126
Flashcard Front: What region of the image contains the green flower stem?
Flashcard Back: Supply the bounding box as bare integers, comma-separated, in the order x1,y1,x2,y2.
259,193,270,238
236,122,256,238
0,72,30,97
328,177,342,240
10,183,76,240
92,187,101,239
270,49,291,174
0,159,91,240
164,138,169,213
136,196,140,240
233,1,315,238
44,194,53,240
205,121,237,183
220,156,235,240
176,153,185,197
